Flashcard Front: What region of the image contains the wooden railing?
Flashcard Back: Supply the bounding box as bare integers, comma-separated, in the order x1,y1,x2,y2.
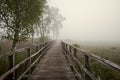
61,41,120,80
0,41,53,80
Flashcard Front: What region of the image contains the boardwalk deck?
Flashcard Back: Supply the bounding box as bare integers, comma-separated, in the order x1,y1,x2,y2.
29,41,75,80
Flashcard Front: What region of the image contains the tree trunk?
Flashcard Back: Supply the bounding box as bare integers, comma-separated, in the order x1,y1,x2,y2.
8,40,17,80
31,32,34,51
0,38,2,54
11,40,17,51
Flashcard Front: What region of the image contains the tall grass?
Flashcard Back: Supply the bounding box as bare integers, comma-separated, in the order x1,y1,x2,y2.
0,40,38,79
79,45,120,80
65,40,120,80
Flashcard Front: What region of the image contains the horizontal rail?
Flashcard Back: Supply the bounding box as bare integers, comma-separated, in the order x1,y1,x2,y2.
0,41,49,58
17,44,51,80
64,51,83,80
90,53,120,72
0,41,52,80
62,41,120,73
61,41,120,80
63,46,97,80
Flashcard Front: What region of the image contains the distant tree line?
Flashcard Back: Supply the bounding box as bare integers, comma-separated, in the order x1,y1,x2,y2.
0,0,65,51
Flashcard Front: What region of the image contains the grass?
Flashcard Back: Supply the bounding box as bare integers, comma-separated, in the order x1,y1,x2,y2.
0,56,8,75
0,50,33,79
0,39,38,79
65,40,120,80
1,40,120,80
76,45,120,80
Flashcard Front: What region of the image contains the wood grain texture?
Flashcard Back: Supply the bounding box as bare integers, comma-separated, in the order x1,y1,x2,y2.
29,41,75,80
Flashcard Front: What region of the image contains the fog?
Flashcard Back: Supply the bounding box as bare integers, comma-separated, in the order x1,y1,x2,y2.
48,0,120,44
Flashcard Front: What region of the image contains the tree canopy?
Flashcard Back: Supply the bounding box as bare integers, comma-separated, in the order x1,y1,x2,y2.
36,6,65,41
0,0,65,50
0,0,46,50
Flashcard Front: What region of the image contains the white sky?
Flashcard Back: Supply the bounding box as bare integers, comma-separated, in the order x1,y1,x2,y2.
48,0,120,43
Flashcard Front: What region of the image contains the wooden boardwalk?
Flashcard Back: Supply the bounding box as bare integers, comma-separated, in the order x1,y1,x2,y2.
1,41,120,80
29,41,75,80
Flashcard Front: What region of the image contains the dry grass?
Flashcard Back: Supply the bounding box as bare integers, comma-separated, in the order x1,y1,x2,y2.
80,45,120,80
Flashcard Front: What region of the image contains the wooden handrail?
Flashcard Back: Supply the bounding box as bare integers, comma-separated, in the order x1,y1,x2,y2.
0,41,52,80
0,41,49,58
61,41,120,80
64,50,83,80
62,43,96,80
17,44,51,80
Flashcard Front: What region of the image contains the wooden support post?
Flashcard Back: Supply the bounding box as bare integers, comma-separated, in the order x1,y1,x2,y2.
62,43,64,49
36,46,39,52
45,43,47,46
27,48,31,74
0,46,1,54
84,55,91,80
8,52,15,80
74,48,77,58
63,44,66,54
42,43,45,47
39,44,41,49
41,44,43,48
65,45,68,55
63,43,65,49
69,46,72,53
70,64,74,72
73,48,78,69
62,43,65,55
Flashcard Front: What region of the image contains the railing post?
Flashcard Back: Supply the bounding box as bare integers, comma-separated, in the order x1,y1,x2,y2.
39,44,41,49
8,52,15,80
69,46,72,53
43,43,45,47
0,46,1,54
62,43,65,55
27,48,31,74
73,48,77,69
36,46,39,52
84,55,91,80
45,42,47,46
65,44,68,54
62,43,64,49
41,44,43,48
74,48,77,58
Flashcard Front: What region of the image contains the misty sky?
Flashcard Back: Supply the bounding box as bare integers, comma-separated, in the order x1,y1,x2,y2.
48,0,120,43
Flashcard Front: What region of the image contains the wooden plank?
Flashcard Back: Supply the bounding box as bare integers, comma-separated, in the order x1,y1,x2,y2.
84,55,92,80
64,51,83,80
0,42,51,80
8,51,15,80
29,41,75,80
63,44,97,80
17,45,51,80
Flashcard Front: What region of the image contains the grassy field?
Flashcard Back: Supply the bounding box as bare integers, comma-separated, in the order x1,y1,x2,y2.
63,40,120,80
0,39,39,79
1,40,120,80
77,44,120,80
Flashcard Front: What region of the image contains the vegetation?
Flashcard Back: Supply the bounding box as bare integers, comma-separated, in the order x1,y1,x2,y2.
36,6,65,42
0,0,44,51
0,0,64,51
0,0,65,79
74,44,120,80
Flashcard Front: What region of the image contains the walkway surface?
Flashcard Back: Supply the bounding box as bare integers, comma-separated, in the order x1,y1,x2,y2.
29,41,75,80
